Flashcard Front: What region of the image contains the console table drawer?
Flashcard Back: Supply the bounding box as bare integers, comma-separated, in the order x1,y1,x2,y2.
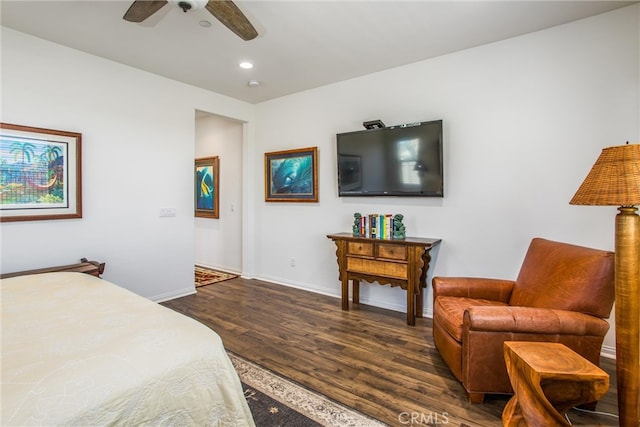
347,257,408,279
377,244,407,261
347,242,374,257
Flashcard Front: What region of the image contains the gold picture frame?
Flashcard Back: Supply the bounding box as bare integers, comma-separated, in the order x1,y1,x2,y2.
0,123,82,222
194,156,219,219
264,147,318,202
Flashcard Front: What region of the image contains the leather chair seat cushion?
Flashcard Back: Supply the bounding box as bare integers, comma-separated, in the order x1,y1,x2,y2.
434,296,509,342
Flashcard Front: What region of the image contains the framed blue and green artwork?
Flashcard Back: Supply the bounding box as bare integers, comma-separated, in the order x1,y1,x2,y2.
264,146,318,202
0,123,82,222
194,156,219,218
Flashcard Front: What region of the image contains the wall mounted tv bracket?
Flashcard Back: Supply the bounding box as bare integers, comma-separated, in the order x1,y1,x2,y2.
363,120,385,129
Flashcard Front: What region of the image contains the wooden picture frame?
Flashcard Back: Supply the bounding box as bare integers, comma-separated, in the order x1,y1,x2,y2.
0,123,82,222
265,146,318,202
194,156,219,219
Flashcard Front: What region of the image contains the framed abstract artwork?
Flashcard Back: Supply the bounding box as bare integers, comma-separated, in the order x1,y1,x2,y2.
194,156,219,219
264,146,318,202
0,123,82,222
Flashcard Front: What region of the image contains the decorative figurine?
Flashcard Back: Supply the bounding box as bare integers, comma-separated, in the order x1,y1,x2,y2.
353,212,362,236
393,214,406,239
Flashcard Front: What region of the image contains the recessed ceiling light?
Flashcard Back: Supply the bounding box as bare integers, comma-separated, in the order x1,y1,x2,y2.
199,20,212,28
239,62,254,70
248,80,261,87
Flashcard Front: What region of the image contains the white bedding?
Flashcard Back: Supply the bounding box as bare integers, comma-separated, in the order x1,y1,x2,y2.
1,272,255,426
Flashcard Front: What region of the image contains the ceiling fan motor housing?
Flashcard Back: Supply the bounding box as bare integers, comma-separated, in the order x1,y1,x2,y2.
168,0,207,13
124,0,258,41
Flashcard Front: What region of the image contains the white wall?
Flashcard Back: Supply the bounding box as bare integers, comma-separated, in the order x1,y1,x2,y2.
194,113,243,273
0,28,254,301
249,5,639,357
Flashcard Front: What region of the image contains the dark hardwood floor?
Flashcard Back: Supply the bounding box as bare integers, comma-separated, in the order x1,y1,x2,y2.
162,277,619,427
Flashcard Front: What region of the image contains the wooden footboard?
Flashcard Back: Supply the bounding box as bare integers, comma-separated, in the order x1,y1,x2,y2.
0,258,105,279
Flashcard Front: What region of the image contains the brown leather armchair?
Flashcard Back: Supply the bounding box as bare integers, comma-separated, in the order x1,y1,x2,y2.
432,237,615,404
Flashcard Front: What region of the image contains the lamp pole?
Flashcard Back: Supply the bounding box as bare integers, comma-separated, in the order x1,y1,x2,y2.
615,206,640,427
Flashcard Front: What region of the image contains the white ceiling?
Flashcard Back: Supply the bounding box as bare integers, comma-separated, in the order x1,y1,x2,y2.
1,1,635,104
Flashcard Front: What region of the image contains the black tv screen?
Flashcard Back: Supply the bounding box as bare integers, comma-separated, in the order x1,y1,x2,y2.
336,120,443,197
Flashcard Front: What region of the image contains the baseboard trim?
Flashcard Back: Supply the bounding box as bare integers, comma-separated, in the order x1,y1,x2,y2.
601,344,616,359
256,274,342,300
255,274,410,315
151,287,196,303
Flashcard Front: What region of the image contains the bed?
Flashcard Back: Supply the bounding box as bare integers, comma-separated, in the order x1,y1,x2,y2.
1,272,255,426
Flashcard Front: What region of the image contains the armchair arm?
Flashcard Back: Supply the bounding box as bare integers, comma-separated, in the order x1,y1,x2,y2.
463,306,610,337
432,277,514,303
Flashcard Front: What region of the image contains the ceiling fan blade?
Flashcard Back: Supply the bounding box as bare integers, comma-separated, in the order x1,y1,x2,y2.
205,1,258,41
123,1,168,23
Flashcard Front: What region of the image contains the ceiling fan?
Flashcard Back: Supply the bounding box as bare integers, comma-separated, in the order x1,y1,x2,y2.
123,0,258,41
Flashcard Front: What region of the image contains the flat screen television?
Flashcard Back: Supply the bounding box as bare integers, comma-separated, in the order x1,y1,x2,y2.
336,120,443,197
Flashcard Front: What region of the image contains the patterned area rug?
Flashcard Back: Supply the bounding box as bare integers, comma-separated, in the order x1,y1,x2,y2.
195,266,238,288
229,353,387,427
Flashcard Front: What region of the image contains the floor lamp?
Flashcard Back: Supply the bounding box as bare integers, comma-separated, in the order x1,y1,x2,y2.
570,142,640,427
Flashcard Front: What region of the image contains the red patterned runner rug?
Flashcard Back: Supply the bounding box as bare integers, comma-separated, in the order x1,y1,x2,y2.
195,266,238,287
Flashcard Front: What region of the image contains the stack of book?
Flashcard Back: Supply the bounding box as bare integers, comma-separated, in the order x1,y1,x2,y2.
355,214,396,239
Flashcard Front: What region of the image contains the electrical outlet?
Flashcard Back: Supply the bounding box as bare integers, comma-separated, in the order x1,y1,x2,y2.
290,257,296,267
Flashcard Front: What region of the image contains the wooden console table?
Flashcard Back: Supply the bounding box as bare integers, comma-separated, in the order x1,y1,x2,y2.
327,233,441,326
502,341,609,427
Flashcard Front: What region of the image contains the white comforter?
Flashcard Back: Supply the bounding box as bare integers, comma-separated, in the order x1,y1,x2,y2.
1,272,254,426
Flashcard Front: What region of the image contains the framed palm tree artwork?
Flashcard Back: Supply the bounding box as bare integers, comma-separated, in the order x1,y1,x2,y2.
0,123,82,222
265,147,318,202
194,156,219,219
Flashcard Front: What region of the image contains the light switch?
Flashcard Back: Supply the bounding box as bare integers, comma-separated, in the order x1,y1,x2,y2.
159,208,176,217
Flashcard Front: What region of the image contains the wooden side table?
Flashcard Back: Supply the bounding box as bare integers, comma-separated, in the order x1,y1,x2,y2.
502,341,609,427
327,233,441,326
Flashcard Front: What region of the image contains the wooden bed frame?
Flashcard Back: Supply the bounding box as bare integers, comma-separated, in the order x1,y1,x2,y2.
0,258,105,279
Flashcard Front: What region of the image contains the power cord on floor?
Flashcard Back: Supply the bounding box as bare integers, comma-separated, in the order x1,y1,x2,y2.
564,412,572,425
571,406,619,418
565,405,620,425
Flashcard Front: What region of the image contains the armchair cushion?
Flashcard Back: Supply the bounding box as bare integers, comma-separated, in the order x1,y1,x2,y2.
435,296,508,341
